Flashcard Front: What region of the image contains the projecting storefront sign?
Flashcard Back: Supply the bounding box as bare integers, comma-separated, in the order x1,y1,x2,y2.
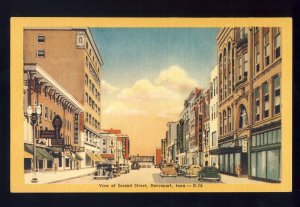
242,140,248,153
40,130,56,139
51,138,64,146
122,138,126,159
52,115,62,139
74,113,79,144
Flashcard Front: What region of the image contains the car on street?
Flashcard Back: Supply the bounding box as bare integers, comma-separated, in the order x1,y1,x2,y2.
93,163,113,180
119,163,130,174
160,163,177,177
131,161,140,170
178,165,190,176
198,166,221,182
185,165,202,178
112,164,121,177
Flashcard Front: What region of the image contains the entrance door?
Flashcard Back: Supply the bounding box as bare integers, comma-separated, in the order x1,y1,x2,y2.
241,153,248,175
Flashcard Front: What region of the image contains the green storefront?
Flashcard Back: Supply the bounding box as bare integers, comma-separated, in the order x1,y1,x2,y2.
249,122,281,183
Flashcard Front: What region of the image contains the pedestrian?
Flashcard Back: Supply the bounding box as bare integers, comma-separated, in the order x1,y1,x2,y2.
236,164,241,178
76,162,79,170
54,162,57,174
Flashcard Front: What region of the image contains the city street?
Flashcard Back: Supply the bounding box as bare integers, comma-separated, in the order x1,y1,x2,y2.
55,166,264,184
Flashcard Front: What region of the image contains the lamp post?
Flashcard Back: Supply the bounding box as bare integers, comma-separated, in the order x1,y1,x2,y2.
27,105,41,183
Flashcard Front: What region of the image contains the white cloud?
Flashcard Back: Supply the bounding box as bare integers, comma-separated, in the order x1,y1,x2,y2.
155,65,200,93
101,80,118,95
117,79,180,102
104,101,147,116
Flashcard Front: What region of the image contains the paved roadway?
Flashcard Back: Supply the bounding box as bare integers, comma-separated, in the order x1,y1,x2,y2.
55,167,222,184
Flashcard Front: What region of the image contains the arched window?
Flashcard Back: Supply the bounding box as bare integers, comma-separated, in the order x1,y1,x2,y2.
239,105,248,128
223,111,227,134
224,48,227,67
228,108,232,131
219,53,223,69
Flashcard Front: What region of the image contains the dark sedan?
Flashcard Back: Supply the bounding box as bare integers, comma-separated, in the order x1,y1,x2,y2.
198,166,221,182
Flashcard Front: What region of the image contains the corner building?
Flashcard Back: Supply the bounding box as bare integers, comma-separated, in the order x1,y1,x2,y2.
24,28,103,168
214,27,281,182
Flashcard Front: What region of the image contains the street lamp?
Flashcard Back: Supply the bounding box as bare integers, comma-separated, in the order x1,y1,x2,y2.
27,105,41,183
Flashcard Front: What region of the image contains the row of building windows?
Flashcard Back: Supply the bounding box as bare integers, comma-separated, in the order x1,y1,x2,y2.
251,128,281,147
218,27,281,103
85,112,100,130
85,74,101,102
85,92,101,115
85,41,100,74
254,75,280,122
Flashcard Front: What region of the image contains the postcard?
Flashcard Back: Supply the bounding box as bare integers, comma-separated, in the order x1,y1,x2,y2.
10,17,292,192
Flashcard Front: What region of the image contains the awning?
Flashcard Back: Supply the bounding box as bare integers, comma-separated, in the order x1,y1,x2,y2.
95,154,105,162
66,154,76,161
37,148,53,160
24,143,46,160
86,152,100,162
75,153,83,160
24,150,33,158
25,143,53,160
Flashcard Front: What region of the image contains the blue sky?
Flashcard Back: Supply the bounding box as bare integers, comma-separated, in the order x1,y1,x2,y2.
91,28,220,88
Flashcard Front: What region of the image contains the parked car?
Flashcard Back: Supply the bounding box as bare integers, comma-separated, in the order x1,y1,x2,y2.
131,161,140,170
186,165,202,178
119,163,130,174
93,163,113,180
112,164,121,177
179,165,190,176
198,166,221,182
160,163,177,177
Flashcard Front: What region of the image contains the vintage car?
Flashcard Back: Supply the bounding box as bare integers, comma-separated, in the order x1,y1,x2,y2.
131,161,140,170
160,163,177,177
198,166,221,182
93,163,113,180
112,164,121,177
179,165,190,176
119,163,130,174
185,165,202,178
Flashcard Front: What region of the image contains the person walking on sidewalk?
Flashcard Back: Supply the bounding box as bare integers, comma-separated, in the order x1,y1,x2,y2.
236,164,241,178
54,163,57,174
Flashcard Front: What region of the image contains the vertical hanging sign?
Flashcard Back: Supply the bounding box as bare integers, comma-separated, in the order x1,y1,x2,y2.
74,113,79,144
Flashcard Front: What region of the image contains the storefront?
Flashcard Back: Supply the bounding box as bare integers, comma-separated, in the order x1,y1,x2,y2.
24,143,54,171
249,127,281,182
210,141,248,177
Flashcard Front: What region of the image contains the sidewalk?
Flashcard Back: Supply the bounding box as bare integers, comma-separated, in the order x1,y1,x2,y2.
220,173,265,184
24,167,95,184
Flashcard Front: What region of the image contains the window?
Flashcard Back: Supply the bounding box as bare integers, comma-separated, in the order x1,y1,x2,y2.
255,43,260,72
89,114,91,125
103,139,106,145
238,57,242,80
255,88,260,121
85,74,88,85
228,108,232,131
244,53,248,78
50,110,53,121
220,113,223,136
264,32,270,67
263,82,269,118
89,97,92,107
274,28,281,59
44,107,48,119
85,92,88,103
223,111,227,134
102,148,106,153
37,50,45,57
37,35,45,43
212,131,216,146
111,139,114,146
273,75,280,114
85,112,88,123
240,28,245,39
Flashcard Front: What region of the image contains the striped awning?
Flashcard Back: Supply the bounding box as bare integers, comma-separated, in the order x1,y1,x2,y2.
24,150,33,158
86,152,100,162
75,153,83,160
24,143,53,160
95,154,105,162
